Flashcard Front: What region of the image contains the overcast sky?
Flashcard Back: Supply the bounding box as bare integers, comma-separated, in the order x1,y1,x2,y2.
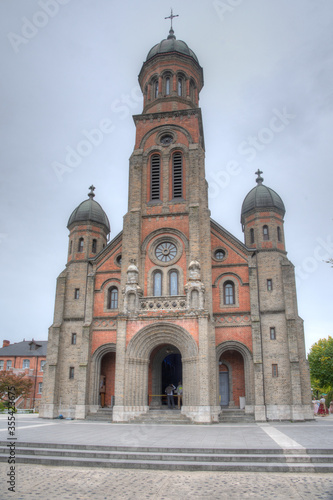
1,0,332,353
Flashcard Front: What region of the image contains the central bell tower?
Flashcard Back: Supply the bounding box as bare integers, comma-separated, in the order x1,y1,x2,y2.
120,26,210,301
113,25,219,422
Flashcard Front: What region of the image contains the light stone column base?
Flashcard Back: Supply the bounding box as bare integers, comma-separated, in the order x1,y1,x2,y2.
182,405,221,423
39,403,58,419
265,404,314,421
245,405,254,414
75,405,87,420
112,405,149,422
254,405,267,421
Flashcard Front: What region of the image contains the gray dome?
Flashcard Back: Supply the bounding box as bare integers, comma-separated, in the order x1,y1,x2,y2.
241,172,285,222
146,29,199,65
67,187,110,233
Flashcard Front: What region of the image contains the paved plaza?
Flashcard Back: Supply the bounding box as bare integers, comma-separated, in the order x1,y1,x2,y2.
0,414,332,499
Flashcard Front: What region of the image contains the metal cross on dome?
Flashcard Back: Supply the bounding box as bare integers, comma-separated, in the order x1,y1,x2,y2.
165,8,179,30
88,185,96,198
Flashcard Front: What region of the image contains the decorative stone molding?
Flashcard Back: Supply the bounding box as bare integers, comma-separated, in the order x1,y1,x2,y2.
140,295,186,312
92,319,116,329
214,314,251,326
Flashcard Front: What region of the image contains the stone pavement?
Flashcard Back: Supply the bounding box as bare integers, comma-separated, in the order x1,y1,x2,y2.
0,413,333,499
1,463,333,499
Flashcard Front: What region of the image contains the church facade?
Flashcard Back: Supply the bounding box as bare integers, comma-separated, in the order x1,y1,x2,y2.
40,28,313,423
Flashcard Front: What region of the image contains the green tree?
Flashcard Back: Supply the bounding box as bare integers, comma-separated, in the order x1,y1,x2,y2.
308,336,333,389
0,371,33,402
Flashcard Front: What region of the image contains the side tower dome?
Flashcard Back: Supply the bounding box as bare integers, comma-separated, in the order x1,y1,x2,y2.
241,171,286,251
67,186,110,262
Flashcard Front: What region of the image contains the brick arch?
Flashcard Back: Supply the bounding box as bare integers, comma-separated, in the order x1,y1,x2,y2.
216,341,254,406
125,323,198,406
127,323,198,360
89,343,116,406
140,124,194,150
141,227,189,254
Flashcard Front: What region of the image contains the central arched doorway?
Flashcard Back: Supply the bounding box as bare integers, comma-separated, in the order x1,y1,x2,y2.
149,344,182,408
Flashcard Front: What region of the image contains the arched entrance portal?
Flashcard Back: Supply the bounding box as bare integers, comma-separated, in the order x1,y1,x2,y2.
89,343,116,409
219,351,244,407
216,341,254,409
149,344,182,407
100,352,116,407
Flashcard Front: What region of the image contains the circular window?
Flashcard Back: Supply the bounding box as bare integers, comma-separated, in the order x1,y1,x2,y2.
214,249,225,261
115,254,122,267
155,242,177,262
160,134,173,145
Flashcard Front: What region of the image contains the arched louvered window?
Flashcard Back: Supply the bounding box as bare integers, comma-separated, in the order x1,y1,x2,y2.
78,238,84,252
153,271,162,296
169,270,178,296
92,239,97,253
263,225,269,241
172,153,183,199
224,281,235,305
250,228,254,244
150,154,161,201
107,287,118,309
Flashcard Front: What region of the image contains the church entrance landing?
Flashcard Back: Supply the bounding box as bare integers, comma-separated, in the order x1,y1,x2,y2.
149,345,182,408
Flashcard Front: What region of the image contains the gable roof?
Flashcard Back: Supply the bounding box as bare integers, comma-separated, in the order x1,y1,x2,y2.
0,341,47,357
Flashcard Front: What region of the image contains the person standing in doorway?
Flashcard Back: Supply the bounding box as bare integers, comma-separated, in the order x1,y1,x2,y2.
165,383,176,409
176,382,183,409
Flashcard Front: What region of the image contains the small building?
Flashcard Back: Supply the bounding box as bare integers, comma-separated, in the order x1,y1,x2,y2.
0,340,47,410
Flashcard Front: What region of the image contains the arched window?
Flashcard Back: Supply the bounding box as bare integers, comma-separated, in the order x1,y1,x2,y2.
190,80,196,101
224,281,235,305
250,228,254,244
92,239,97,253
69,240,72,254
153,271,162,296
263,225,269,241
172,152,183,199
277,226,282,242
107,287,118,309
153,79,159,98
177,77,183,96
78,238,84,252
150,154,161,201
165,77,170,95
169,270,178,296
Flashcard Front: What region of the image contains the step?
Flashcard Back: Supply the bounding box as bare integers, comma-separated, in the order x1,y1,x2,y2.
0,442,332,472
1,453,332,473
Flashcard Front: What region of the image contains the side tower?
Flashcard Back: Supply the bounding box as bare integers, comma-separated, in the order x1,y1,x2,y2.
241,171,312,420
40,188,110,418
113,27,219,422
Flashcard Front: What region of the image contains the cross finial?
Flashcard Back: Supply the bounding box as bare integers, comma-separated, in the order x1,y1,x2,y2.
255,170,264,185
88,185,96,198
165,8,179,30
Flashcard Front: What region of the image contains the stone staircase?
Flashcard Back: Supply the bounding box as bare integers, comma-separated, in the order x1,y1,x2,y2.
86,408,113,422
1,441,332,472
129,408,193,425
219,408,255,423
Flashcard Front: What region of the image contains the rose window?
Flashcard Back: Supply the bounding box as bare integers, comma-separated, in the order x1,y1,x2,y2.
155,242,177,262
